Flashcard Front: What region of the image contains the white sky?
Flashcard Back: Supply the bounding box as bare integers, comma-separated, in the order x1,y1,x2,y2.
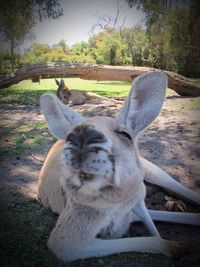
0,0,145,52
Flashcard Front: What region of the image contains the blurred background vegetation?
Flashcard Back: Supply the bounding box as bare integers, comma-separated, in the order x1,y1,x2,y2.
0,0,199,78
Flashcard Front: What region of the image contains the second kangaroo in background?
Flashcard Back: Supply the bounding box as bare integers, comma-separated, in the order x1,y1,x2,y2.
56,79,115,105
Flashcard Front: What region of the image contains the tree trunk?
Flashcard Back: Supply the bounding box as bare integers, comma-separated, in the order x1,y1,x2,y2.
110,48,116,65
10,39,15,73
0,62,200,96
183,0,200,77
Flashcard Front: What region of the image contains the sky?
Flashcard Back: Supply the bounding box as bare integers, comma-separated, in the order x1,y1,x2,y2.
0,0,145,53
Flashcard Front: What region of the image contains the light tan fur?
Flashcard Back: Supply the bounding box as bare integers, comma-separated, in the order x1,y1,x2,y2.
56,79,115,105
39,72,200,262
38,140,66,214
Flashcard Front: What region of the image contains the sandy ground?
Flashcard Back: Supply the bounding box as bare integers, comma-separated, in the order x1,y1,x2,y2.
0,96,200,266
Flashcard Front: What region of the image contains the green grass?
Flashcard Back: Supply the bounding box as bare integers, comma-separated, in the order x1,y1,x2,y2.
0,191,172,267
0,78,131,105
0,191,58,267
0,122,53,158
1,77,199,105
185,97,200,110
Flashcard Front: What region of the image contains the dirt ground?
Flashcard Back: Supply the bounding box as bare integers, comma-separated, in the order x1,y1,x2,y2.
0,95,200,267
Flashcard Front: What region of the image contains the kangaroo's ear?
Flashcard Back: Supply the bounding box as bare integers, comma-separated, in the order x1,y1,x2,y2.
40,93,84,140
117,71,167,135
60,79,65,86
55,79,60,86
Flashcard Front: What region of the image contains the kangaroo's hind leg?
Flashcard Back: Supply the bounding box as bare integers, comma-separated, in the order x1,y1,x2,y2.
132,200,160,237
141,157,200,205
131,209,200,226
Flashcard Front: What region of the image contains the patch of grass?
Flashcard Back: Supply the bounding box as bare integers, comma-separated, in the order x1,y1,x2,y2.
0,191,172,267
166,88,179,97
27,136,49,150
1,77,199,105
0,146,23,157
0,127,13,140
0,122,52,158
0,79,56,105
0,191,58,267
33,122,46,129
2,77,200,105
185,97,200,110
0,130,25,157
0,78,131,105
0,93,38,105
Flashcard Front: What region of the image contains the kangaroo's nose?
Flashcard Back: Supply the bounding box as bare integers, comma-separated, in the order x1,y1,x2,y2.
66,126,106,147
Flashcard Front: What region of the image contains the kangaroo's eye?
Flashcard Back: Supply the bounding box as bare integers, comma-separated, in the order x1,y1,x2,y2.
116,130,132,141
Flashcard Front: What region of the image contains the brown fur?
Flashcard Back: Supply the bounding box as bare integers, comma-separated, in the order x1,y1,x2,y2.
38,140,66,214
56,79,114,105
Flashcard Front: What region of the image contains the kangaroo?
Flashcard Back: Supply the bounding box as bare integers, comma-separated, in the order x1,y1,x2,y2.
56,79,72,105
39,72,200,262
56,79,115,105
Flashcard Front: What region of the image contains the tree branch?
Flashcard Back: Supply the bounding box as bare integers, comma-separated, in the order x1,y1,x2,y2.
0,62,199,97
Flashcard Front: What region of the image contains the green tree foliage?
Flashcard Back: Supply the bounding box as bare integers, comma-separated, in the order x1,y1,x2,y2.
52,39,69,55
71,41,90,56
182,0,200,77
21,41,95,66
0,0,63,72
89,29,127,65
1,0,199,77
121,26,148,66
126,0,200,76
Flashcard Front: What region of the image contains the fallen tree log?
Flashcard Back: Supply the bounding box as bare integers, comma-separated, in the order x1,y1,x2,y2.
0,62,200,97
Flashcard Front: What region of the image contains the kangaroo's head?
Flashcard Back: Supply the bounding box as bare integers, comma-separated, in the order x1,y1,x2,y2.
55,79,71,105
42,72,167,208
